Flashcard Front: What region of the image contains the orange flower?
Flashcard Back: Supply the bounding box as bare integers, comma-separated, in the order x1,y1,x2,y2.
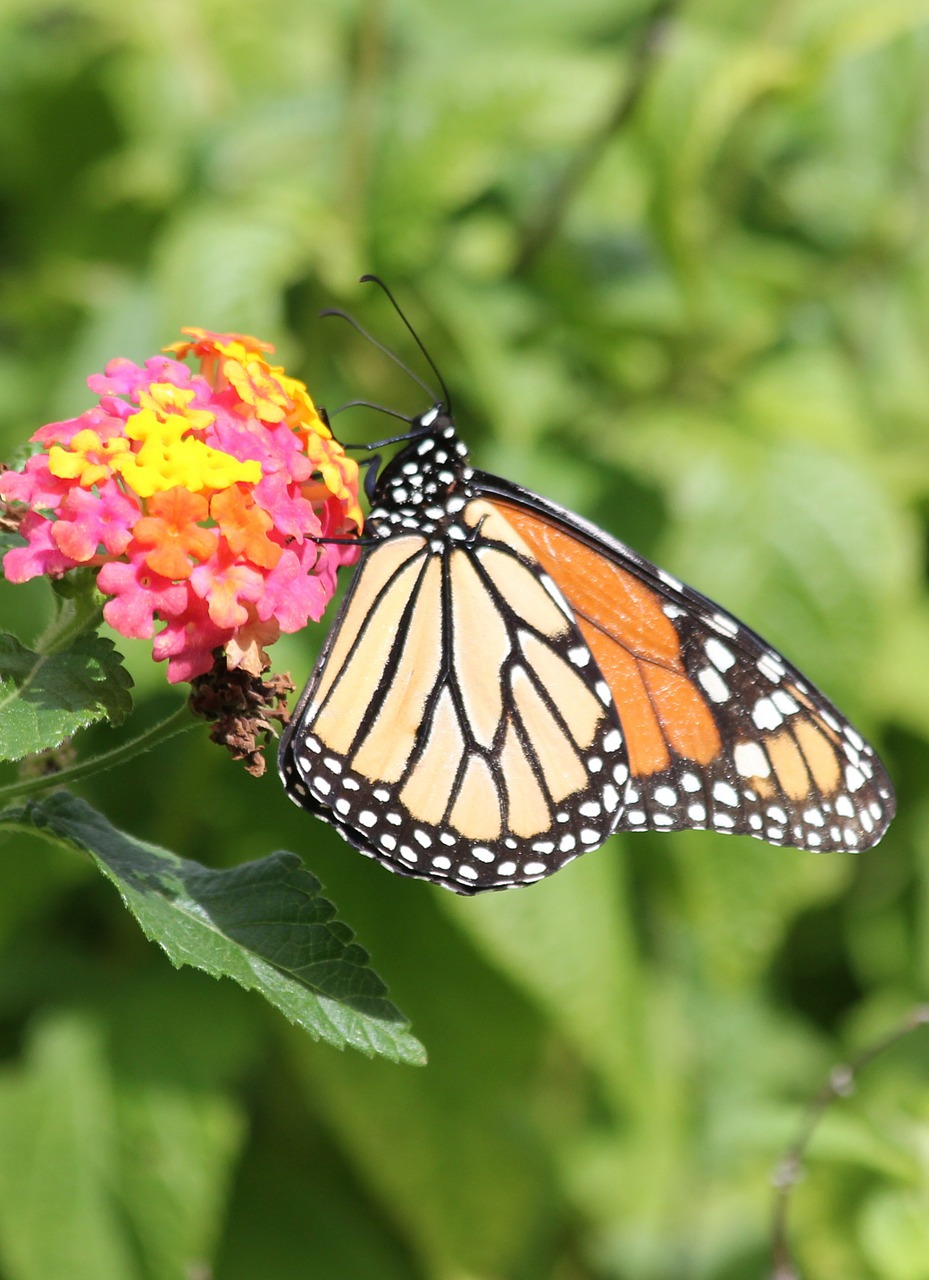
133,488,218,580
210,485,282,570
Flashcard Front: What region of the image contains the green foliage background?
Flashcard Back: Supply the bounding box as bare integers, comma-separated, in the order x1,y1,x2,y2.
1,0,929,1275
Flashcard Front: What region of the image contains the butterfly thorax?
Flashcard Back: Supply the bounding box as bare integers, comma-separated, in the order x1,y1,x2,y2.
366,406,476,539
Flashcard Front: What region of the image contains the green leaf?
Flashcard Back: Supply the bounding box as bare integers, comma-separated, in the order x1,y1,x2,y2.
0,631,133,762
0,1013,138,1280
115,1072,245,1280
442,846,649,1111
861,1188,929,1280
0,529,24,560
0,791,425,1066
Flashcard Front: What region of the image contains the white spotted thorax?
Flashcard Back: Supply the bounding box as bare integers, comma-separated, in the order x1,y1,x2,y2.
279,402,895,895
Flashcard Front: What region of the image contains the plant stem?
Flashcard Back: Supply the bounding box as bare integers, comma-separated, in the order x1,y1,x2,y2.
770,1004,929,1277
510,0,681,277
0,703,195,807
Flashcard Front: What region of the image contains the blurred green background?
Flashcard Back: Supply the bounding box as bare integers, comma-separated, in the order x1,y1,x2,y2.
1,0,929,1276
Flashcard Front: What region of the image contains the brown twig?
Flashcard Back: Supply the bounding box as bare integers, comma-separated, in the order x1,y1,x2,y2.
770,1004,929,1278
510,0,682,278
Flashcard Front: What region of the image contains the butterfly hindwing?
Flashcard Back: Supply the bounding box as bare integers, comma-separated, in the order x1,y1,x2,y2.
279,501,630,893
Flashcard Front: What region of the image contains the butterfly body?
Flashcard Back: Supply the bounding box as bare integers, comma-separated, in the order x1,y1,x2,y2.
280,404,895,894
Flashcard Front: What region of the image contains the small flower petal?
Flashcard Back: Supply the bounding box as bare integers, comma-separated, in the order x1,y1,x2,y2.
189,551,265,630
2,513,74,581
98,559,188,639
51,486,140,562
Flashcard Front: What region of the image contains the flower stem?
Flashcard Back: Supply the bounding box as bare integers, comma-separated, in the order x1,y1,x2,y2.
0,703,195,807
38,572,105,656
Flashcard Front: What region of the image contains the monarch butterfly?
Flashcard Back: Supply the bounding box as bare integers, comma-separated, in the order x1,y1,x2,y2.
279,294,895,896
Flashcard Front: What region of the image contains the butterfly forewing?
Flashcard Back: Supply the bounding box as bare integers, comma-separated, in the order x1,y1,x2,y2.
280,487,630,893
477,476,895,854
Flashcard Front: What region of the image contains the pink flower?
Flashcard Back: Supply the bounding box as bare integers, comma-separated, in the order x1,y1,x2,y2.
98,559,188,639
2,512,73,581
153,592,232,683
2,329,363,682
51,486,140,562
256,544,332,632
0,453,71,510
190,550,266,631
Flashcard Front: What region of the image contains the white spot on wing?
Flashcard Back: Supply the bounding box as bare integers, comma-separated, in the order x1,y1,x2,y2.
752,698,782,730
710,612,739,638
772,690,800,716
846,765,865,792
757,652,785,682
713,781,739,807
698,667,730,703
705,637,736,672
733,741,770,779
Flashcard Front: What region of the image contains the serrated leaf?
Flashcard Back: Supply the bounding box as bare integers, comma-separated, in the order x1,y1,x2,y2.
0,631,133,762
0,791,425,1065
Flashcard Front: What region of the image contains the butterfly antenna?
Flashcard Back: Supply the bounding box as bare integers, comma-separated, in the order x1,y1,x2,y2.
320,307,439,405
329,399,413,425
359,274,453,413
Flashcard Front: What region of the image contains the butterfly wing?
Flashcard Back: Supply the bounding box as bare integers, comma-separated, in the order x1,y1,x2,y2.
279,520,630,893
471,471,895,854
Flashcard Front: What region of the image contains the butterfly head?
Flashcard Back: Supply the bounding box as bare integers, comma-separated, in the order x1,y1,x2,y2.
367,404,474,533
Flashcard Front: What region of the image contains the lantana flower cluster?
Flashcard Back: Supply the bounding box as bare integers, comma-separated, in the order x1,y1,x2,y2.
0,329,362,683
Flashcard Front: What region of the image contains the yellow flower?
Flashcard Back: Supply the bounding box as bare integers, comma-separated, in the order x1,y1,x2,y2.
48,429,130,488
115,409,261,498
